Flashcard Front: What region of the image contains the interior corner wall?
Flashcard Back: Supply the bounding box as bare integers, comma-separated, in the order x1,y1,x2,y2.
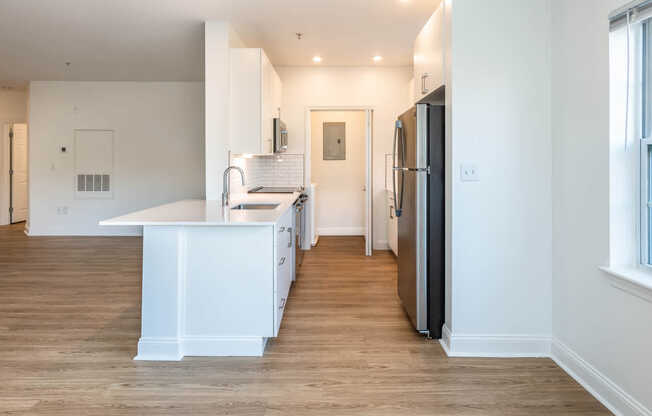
551,0,652,413
276,66,412,250
28,81,205,236
447,0,553,345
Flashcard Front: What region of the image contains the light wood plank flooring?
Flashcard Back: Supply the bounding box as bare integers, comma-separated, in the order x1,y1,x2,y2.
0,224,610,415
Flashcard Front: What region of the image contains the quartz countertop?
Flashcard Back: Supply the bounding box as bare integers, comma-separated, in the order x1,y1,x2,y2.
99,192,301,226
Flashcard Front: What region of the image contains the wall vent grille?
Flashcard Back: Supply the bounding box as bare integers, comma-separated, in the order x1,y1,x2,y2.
77,174,111,192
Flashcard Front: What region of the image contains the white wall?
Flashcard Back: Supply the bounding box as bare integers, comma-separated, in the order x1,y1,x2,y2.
551,0,652,413
310,110,366,236
277,66,413,249
28,82,205,235
446,0,553,343
0,87,29,225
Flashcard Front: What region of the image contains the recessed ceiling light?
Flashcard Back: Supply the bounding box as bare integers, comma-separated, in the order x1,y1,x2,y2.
373,55,383,62
312,56,322,63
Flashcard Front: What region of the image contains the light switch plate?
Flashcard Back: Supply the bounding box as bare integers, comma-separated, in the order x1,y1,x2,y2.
460,164,480,182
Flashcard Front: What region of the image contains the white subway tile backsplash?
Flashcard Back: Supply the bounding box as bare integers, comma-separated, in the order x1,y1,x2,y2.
229,154,304,193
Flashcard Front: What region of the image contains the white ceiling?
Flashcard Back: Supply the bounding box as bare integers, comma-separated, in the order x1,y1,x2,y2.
0,0,438,82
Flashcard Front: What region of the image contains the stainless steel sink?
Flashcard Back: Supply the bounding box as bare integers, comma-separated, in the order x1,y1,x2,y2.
231,203,280,210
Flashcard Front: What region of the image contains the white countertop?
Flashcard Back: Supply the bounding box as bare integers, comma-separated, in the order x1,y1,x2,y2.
100,192,301,226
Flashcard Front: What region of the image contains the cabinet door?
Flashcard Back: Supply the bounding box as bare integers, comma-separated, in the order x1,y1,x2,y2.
261,51,275,154
272,70,282,119
230,48,263,154
413,4,445,101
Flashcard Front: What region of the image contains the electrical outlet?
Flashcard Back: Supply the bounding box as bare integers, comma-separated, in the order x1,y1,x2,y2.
56,206,69,215
460,164,480,182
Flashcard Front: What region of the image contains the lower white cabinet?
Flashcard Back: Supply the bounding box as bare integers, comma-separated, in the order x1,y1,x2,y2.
387,191,398,256
274,207,294,335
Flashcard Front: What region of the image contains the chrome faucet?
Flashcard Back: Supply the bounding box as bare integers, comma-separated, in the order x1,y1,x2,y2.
222,166,246,206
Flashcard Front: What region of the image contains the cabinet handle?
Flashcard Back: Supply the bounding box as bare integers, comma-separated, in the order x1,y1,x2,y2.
390,205,394,220
279,226,286,232
279,257,286,266
421,73,429,95
279,297,286,309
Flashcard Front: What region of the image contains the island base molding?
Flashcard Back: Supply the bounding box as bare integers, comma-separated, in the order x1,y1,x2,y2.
135,336,269,361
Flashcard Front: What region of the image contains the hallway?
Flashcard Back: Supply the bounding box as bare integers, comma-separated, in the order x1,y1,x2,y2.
0,228,608,415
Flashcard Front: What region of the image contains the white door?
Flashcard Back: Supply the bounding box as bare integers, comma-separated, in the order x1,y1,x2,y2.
10,124,28,223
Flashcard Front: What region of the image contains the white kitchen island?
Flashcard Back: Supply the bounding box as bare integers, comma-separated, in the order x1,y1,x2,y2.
100,193,300,360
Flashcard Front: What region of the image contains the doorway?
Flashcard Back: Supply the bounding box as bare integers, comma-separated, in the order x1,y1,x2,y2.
2,123,28,225
305,108,373,256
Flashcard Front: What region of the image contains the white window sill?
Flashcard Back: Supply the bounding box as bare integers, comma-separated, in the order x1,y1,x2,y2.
599,266,652,303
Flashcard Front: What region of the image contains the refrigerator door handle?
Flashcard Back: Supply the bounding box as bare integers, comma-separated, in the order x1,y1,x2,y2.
393,166,430,174
392,120,405,217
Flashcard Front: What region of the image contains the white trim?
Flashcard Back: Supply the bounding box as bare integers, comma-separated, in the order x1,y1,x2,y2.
600,265,652,303
134,336,268,361
1,124,11,225
551,338,652,416
438,328,652,416
182,336,268,357
439,324,452,355
441,330,550,358
304,106,375,256
318,227,365,236
135,337,183,361
365,109,373,257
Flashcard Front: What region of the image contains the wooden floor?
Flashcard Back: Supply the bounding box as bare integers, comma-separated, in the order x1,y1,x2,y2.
0,224,610,415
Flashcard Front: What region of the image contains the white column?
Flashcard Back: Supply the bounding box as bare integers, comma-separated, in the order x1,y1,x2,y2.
204,22,231,200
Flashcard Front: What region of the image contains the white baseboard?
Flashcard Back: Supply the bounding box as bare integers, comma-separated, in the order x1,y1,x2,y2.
134,336,268,361
318,227,365,236
440,325,550,358
135,337,183,361
551,339,651,416
28,228,142,237
439,326,651,416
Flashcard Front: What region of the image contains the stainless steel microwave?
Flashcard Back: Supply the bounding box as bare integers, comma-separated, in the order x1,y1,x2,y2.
273,118,288,153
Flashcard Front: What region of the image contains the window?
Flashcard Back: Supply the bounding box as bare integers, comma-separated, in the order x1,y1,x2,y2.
642,20,652,265
609,5,652,267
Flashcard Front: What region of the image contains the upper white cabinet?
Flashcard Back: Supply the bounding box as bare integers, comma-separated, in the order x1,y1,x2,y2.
230,48,282,155
413,4,445,102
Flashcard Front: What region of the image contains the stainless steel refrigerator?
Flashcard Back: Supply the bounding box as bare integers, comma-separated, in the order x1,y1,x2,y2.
392,103,445,338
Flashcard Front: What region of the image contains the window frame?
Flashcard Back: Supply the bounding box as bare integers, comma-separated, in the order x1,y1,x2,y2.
641,20,652,267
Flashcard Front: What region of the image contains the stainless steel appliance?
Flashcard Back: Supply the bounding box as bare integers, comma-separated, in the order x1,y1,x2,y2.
392,103,445,338
247,186,308,275
294,194,308,272
273,118,288,153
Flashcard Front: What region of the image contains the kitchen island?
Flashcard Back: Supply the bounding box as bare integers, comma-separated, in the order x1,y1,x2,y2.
100,193,300,360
